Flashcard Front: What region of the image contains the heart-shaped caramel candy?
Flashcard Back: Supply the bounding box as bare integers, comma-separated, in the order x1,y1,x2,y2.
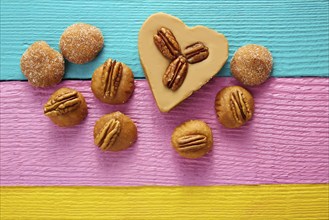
138,12,228,112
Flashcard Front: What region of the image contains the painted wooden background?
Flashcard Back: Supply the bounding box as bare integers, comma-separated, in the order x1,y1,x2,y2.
1,185,328,219
1,0,328,80
1,78,329,186
0,0,328,219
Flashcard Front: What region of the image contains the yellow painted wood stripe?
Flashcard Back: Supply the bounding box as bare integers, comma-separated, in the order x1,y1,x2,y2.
1,184,328,220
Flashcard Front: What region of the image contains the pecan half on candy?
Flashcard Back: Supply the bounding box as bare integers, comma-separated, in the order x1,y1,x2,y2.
153,27,181,60
183,42,209,64
91,58,135,105
93,112,137,152
43,88,88,127
177,134,208,152
215,86,255,128
162,55,188,91
171,120,213,159
102,59,123,98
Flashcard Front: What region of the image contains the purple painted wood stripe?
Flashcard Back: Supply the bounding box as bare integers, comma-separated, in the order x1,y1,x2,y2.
0,78,328,186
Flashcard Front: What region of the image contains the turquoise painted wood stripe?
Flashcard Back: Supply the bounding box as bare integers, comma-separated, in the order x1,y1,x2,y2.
1,0,328,80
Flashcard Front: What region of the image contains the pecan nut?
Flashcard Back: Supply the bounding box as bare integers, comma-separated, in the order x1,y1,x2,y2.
95,119,121,151
230,90,252,124
102,59,122,98
183,42,209,64
162,55,188,91
177,134,207,152
154,27,181,60
44,91,80,116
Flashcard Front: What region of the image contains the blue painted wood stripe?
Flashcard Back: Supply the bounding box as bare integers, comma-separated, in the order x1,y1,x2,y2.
1,0,328,80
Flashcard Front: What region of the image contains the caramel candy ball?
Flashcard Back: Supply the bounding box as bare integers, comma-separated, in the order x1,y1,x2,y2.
44,88,88,127
94,112,137,152
20,41,65,88
171,120,213,159
60,23,104,64
231,44,273,86
215,86,254,128
91,58,135,104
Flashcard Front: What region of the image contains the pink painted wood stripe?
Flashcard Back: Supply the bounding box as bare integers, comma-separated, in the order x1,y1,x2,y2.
0,78,328,186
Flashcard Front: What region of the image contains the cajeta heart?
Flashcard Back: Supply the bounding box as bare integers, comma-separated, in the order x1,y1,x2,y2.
138,12,228,112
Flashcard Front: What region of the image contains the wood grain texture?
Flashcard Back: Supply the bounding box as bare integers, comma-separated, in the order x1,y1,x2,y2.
1,0,328,80
1,184,328,220
0,78,328,186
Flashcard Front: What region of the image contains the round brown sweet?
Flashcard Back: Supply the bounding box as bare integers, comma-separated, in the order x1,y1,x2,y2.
231,44,273,86
94,111,137,152
60,23,104,64
171,120,213,159
44,88,88,127
20,41,65,88
91,58,135,104
215,86,254,128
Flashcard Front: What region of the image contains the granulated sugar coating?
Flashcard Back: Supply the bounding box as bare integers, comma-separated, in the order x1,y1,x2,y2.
230,44,273,86
20,41,65,88
60,23,104,64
